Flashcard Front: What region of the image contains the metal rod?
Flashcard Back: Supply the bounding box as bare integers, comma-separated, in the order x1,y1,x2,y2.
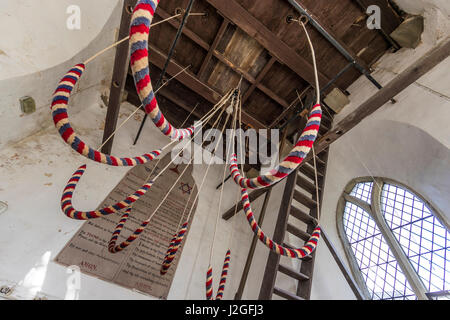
133,0,196,145
321,62,354,94
286,0,396,104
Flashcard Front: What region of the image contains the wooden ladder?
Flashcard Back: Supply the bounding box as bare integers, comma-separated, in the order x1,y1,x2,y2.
258,113,332,300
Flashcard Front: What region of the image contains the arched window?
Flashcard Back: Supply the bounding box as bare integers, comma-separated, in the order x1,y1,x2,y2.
337,178,449,300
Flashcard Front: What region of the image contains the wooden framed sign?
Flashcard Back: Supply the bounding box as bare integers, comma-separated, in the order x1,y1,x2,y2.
56,154,198,299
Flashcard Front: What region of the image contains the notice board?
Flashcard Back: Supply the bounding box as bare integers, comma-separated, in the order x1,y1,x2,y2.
55,153,198,299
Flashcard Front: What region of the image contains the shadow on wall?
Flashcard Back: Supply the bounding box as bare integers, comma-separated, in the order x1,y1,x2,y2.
0,0,122,149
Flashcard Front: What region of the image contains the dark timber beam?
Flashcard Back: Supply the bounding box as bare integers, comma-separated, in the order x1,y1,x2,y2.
222,188,268,220
288,0,370,72
206,0,332,89
213,51,290,109
311,37,450,158
243,57,277,103
353,0,403,49
101,0,136,154
270,86,312,128
156,7,291,113
197,18,230,80
148,44,267,129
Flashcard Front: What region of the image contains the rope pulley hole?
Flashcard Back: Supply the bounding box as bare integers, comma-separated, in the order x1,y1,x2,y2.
286,15,295,24
299,15,309,25
113,81,120,88
175,8,184,16
126,5,134,14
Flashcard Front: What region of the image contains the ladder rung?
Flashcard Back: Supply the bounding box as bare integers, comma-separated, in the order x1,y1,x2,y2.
273,287,305,300
296,175,319,194
299,164,324,181
319,125,329,135
278,264,310,281
293,190,317,210
290,206,318,225
287,223,311,242
307,156,325,169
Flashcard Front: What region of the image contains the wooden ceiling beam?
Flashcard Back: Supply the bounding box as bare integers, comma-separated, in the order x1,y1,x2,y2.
353,0,403,36
148,44,267,129
156,7,290,111
213,50,290,109
289,0,371,72
205,0,332,89
155,9,209,50
197,18,230,80
243,56,277,103
270,85,312,128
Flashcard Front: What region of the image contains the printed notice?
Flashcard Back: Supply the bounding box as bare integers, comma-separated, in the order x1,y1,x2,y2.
55,153,198,299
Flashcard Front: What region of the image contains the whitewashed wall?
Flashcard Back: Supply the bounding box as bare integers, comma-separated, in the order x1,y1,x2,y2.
0,0,121,149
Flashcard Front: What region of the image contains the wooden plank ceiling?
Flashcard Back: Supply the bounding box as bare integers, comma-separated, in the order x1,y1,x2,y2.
125,0,400,131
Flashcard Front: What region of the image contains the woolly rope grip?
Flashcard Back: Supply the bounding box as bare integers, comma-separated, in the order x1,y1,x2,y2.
108,207,131,253
160,222,189,275
108,208,151,253
230,104,322,189
61,151,160,220
51,64,165,166
241,188,321,259
205,251,232,301
215,250,231,300
160,233,178,270
206,265,213,300
130,0,194,141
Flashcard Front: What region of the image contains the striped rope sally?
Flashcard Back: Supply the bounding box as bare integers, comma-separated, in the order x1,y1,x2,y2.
108,207,152,253
61,150,160,220
215,249,231,300
160,222,188,275
205,250,231,300
229,104,322,189
241,188,321,258
108,93,231,255
206,265,213,300
129,0,194,141
51,65,169,166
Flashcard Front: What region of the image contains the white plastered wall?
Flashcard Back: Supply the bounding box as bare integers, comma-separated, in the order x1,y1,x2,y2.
0,0,122,149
